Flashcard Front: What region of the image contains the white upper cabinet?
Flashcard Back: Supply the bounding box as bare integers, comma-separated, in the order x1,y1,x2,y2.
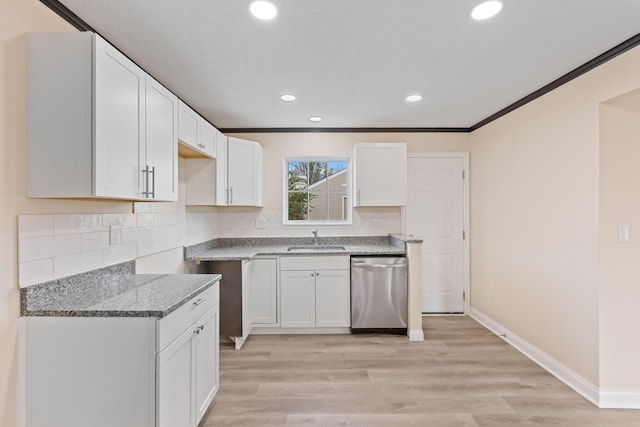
185,135,263,206
144,75,178,201
226,137,263,206
177,100,216,159
27,32,177,201
353,143,407,206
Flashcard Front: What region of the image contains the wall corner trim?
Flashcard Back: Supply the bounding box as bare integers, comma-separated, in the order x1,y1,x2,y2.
408,329,424,342
469,307,600,407
599,392,640,410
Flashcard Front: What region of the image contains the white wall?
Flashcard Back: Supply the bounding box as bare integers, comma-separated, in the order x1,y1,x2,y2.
598,96,640,396
221,132,470,238
470,43,640,391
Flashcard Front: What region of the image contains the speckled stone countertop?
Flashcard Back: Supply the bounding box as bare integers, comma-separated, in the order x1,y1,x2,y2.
21,261,220,318
184,235,417,261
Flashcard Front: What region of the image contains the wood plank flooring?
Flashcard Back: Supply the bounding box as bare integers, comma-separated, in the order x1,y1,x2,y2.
202,316,640,426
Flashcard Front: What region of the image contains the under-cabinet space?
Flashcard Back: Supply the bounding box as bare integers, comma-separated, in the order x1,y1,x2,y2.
184,136,263,206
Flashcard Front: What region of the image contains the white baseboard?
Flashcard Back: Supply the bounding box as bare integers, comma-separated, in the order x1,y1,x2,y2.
599,392,640,409
470,307,600,407
409,329,424,341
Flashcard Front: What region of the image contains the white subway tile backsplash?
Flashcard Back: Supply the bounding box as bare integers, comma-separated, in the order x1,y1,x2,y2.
53,234,82,257
19,258,54,287
18,215,53,238
121,227,153,245
18,236,53,263
103,213,137,229
136,213,157,227
54,250,102,279
81,231,110,252
103,244,137,266
137,235,184,258
54,214,103,235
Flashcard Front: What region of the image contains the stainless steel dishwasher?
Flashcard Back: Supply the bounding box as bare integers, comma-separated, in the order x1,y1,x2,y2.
351,256,408,334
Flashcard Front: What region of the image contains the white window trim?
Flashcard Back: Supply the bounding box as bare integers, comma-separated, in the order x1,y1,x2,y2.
282,156,353,225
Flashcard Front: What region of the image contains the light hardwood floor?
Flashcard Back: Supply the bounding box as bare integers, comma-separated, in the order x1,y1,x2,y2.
202,316,640,426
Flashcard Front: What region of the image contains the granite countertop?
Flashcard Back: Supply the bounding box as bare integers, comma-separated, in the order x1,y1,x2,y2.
184,235,415,261
22,262,220,318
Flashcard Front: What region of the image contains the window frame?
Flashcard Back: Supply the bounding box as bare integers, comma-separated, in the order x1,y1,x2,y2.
282,156,353,225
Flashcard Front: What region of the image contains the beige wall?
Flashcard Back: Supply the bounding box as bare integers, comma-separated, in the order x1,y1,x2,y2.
598,97,640,392
470,43,640,388
221,132,470,238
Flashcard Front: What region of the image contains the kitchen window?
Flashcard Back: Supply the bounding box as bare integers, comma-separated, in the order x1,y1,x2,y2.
283,157,352,224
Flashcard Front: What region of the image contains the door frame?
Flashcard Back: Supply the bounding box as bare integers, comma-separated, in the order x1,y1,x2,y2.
403,152,470,314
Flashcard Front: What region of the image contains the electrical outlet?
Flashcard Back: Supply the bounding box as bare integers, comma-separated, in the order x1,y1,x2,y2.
618,224,631,242
358,217,366,227
370,218,384,228
109,225,122,246
255,218,267,229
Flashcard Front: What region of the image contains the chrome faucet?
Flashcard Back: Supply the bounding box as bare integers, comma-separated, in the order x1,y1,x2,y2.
312,229,319,246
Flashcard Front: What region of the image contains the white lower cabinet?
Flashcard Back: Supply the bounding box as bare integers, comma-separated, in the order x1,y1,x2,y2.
281,270,316,328
24,285,220,427
157,304,219,427
250,258,278,326
315,269,351,327
280,256,350,329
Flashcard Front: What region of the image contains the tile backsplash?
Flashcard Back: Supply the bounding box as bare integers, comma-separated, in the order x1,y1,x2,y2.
18,207,216,288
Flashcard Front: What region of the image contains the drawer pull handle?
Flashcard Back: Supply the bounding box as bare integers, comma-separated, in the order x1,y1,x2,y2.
193,298,206,306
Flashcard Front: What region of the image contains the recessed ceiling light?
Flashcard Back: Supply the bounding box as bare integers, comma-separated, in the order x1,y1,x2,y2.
471,1,503,21
250,1,277,20
280,94,296,102
308,116,322,122
406,94,422,102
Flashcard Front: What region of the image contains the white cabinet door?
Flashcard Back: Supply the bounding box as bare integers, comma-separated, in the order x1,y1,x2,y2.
281,270,316,328
215,132,228,205
157,326,195,427
227,137,263,206
198,120,216,158
194,306,219,425
353,143,407,206
178,101,199,150
250,259,278,325
315,269,351,327
94,35,145,200
145,75,178,201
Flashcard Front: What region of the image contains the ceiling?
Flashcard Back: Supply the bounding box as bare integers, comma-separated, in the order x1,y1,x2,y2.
53,0,640,130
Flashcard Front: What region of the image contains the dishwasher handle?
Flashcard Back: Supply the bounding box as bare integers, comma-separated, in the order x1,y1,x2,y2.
351,263,406,269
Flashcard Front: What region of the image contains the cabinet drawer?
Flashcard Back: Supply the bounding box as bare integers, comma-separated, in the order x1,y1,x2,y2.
280,256,349,271
158,285,218,351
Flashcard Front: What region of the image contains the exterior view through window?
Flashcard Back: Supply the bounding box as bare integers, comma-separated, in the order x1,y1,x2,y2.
286,159,350,223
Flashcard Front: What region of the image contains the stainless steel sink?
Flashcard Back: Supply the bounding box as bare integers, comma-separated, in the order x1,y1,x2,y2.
287,245,346,252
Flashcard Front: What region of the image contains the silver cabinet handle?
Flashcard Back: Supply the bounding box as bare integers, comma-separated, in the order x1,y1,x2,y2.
230,187,233,204
142,165,156,199
142,165,150,198
150,166,155,199
193,298,206,306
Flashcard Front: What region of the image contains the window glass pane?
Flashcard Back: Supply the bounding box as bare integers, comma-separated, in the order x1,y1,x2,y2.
286,159,349,223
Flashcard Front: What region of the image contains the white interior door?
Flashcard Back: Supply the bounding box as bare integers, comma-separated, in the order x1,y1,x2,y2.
407,155,465,313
